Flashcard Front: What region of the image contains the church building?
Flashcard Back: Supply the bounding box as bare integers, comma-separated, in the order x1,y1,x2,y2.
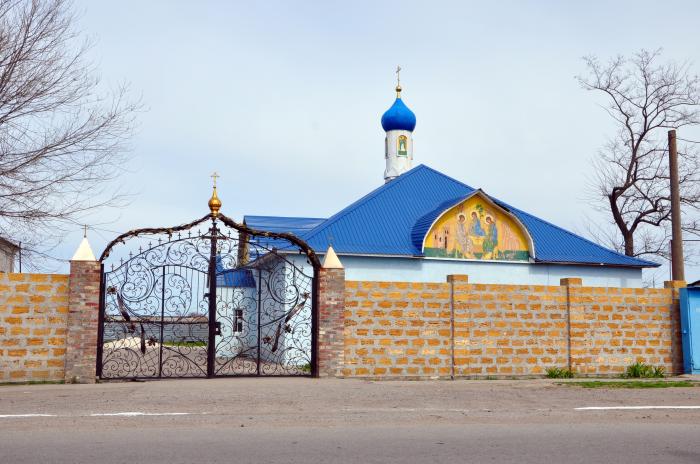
243,79,658,287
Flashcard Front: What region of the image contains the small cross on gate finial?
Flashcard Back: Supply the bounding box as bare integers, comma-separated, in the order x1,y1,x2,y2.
83,224,88,238
211,171,220,188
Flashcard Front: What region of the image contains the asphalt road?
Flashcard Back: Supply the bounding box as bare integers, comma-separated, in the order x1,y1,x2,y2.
1,378,700,463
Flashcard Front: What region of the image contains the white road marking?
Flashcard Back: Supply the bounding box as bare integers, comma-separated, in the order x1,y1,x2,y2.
342,408,469,412
576,406,700,410
0,411,205,419
89,412,193,417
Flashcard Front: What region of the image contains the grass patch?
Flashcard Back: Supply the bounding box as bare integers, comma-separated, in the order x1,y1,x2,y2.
562,380,696,389
546,367,574,379
622,362,665,379
162,341,207,347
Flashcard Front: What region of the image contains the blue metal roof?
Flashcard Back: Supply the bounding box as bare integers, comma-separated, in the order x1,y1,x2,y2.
215,256,256,288
302,165,472,256
249,165,658,268
217,269,256,288
244,216,325,236
498,204,657,267
242,216,325,253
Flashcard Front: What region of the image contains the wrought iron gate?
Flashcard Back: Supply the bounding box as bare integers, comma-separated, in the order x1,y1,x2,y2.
96,193,320,379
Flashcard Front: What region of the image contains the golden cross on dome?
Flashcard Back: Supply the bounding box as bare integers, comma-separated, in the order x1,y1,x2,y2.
208,171,222,217
395,65,402,97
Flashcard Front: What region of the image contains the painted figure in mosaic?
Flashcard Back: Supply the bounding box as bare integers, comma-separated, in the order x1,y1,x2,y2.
456,213,473,258
499,224,521,253
468,211,485,237
482,216,498,258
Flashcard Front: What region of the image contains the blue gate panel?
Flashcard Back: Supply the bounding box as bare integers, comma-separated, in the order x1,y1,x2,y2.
679,288,700,374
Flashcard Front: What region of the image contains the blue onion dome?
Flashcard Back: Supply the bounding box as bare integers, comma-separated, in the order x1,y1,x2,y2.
381,86,417,132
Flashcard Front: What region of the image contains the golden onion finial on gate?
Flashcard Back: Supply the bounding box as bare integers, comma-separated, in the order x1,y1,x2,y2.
208,171,222,217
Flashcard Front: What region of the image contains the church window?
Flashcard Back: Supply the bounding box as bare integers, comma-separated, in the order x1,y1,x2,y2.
234,309,243,333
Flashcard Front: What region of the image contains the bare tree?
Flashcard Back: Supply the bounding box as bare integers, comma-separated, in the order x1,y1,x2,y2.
578,49,700,259
0,0,139,266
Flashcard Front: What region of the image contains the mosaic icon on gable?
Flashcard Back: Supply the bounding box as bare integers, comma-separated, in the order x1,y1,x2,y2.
397,135,408,156
423,194,530,261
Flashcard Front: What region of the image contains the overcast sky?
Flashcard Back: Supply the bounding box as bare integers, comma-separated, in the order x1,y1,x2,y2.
54,0,700,283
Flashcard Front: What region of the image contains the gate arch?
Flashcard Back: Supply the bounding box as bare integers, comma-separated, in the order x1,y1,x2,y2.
96,194,320,380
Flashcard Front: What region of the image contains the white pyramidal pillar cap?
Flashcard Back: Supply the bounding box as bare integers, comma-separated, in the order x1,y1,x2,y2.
71,236,96,261
322,245,343,269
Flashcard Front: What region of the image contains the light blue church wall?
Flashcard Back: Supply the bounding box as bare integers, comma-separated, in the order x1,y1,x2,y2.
289,254,643,287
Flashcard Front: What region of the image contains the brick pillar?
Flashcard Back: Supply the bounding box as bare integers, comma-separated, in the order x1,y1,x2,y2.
316,266,345,377
664,280,686,374
64,259,101,383
560,277,582,373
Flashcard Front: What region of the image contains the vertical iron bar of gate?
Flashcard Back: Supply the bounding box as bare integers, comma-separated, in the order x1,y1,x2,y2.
158,266,165,378
206,219,218,378
256,268,262,376
95,263,106,379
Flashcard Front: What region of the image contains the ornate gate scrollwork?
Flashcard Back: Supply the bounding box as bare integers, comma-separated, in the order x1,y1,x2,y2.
97,186,320,380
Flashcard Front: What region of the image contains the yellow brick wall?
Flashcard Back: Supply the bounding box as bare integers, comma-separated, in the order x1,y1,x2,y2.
0,273,69,382
453,283,569,377
343,278,682,378
343,281,451,378
568,286,682,375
